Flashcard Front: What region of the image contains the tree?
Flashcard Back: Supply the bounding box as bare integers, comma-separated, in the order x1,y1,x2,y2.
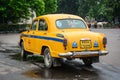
0,0,58,24
57,0,119,23
44,0,58,14
78,0,120,22
57,0,79,15
28,0,45,16
107,0,120,22
0,0,31,23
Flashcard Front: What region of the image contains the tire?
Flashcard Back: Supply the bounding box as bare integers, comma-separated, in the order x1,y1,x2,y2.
82,58,93,66
44,48,53,69
20,42,28,61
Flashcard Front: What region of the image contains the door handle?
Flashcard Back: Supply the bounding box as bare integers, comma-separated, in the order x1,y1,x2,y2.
28,40,31,44
44,33,47,35
28,41,31,44
32,32,35,34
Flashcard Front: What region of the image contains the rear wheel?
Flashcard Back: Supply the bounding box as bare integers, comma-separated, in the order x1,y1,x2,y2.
20,42,28,61
44,48,53,69
82,58,93,66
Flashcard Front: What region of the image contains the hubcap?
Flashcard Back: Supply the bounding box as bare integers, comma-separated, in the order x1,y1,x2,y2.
44,48,52,68
45,52,52,66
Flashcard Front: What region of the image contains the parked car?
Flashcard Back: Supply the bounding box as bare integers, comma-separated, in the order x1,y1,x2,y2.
20,14,108,68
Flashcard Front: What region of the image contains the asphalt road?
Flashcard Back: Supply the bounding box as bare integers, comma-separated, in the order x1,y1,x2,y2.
0,29,120,80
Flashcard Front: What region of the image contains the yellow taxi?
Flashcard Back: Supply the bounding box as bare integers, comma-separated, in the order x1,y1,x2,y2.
20,14,108,68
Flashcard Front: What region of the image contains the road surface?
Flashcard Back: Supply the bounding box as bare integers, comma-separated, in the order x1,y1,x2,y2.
0,29,120,80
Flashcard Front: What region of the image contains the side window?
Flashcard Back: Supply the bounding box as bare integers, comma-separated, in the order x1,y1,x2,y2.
38,19,48,31
31,20,38,30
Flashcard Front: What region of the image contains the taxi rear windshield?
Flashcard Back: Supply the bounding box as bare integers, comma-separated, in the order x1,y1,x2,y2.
56,19,86,29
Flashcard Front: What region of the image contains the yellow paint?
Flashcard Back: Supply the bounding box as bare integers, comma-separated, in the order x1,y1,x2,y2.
20,14,107,58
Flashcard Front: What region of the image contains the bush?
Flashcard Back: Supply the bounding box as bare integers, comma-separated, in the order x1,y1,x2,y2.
104,23,115,28
0,24,29,33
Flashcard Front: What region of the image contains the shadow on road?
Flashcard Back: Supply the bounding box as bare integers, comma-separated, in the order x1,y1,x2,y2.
8,52,99,80
23,61,99,80
1,44,120,80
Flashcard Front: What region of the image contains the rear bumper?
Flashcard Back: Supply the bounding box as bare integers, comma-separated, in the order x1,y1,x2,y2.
58,50,109,57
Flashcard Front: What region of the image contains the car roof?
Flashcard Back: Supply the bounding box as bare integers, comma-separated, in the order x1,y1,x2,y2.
35,14,83,20
32,14,89,32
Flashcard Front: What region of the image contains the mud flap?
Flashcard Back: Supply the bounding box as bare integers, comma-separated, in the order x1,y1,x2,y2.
92,56,99,63
53,58,62,67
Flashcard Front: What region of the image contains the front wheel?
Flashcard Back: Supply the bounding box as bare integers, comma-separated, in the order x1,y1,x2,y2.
44,48,53,69
20,42,28,61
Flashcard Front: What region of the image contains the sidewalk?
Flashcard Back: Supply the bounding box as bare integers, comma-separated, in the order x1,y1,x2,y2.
0,43,19,53
0,33,20,53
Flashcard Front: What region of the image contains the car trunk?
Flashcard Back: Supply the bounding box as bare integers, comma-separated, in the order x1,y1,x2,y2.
61,31,102,51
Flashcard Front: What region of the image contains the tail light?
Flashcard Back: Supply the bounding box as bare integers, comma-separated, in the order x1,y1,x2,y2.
63,38,67,50
103,37,107,48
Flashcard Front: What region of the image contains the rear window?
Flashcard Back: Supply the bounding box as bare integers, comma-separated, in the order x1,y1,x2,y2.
56,19,86,29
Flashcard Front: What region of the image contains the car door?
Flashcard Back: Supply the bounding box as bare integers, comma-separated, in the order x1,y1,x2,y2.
28,20,39,52
34,19,48,54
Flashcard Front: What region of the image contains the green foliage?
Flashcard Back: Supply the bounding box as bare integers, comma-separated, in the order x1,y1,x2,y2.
28,0,45,16
0,24,28,32
0,0,58,23
0,0,119,24
78,0,120,21
44,0,58,14
78,0,104,19
0,0,30,23
58,0,79,15
58,0,120,22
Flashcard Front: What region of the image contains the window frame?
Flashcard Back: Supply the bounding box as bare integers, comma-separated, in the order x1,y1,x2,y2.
31,20,38,30
38,19,48,31
56,18,87,29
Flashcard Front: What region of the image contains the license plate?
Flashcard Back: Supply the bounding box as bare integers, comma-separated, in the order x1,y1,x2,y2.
80,40,91,49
